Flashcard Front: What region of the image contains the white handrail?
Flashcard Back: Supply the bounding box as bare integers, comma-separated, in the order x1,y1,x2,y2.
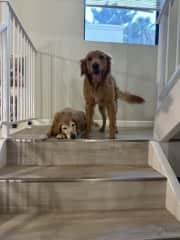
0,0,38,137
157,0,180,104
158,64,180,103
0,0,36,52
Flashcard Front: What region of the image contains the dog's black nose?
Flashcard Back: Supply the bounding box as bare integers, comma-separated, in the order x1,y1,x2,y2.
71,134,76,139
92,63,99,70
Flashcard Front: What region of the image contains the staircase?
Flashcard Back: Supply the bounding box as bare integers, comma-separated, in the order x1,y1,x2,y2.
0,134,180,239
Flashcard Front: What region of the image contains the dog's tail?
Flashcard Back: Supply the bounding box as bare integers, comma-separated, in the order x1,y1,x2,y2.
117,88,145,104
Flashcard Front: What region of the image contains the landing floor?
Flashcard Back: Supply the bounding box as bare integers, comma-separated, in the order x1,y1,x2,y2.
9,126,153,141
0,210,180,240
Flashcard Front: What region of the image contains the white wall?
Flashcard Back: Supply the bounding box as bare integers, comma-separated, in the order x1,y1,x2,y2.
154,0,180,140
10,0,157,121
167,0,179,82
154,77,180,140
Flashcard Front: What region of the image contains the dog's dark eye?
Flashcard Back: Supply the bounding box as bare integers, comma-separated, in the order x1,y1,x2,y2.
72,123,75,127
87,57,92,61
62,127,67,130
99,55,104,60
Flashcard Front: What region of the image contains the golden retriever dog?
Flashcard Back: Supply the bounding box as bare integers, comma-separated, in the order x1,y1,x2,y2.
47,108,87,139
80,50,145,139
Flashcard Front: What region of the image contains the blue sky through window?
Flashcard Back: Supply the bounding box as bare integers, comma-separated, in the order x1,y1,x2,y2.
85,6,157,45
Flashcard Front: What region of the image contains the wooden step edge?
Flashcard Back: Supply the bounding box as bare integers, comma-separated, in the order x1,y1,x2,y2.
7,137,149,143
0,175,166,183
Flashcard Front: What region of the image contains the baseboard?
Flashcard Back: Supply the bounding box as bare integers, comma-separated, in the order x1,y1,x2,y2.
33,119,52,125
32,119,153,128
33,119,153,128
95,120,153,128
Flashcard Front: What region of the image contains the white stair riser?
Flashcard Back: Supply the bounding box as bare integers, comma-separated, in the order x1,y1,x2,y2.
0,180,165,213
7,141,148,166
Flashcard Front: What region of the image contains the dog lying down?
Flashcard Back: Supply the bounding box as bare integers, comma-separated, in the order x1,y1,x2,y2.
47,108,87,139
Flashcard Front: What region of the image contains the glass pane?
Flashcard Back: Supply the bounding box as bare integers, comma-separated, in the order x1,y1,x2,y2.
85,7,157,45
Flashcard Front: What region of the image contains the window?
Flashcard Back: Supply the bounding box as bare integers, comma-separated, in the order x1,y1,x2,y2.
84,0,160,46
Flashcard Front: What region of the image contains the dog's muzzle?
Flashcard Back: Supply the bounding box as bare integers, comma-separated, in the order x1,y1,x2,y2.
71,133,76,139
92,63,100,74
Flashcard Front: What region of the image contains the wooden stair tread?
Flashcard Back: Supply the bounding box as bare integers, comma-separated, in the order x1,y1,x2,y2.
0,166,165,182
0,210,179,240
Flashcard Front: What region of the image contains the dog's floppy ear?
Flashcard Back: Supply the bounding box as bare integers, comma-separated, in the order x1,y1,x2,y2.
47,120,61,137
72,118,78,129
47,112,63,137
72,118,79,134
58,122,62,133
80,58,87,76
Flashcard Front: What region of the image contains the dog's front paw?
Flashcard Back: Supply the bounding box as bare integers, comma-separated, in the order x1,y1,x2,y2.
109,129,116,139
56,134,66,139
115,127,119,134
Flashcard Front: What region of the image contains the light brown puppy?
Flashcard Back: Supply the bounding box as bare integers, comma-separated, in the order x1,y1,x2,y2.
47,108,87,139
80,50,145,139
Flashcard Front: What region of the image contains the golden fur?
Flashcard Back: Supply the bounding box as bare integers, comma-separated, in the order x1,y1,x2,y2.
47,108,87,139
80,50,145,139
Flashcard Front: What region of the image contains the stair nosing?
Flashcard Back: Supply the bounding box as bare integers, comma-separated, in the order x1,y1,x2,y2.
0,175,166,183
8,138,149,143
0,166,166,183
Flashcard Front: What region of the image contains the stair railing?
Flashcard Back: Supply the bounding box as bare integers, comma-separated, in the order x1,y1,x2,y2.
0,0,37,137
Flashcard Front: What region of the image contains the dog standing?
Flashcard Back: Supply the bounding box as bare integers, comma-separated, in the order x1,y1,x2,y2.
80,50,145,139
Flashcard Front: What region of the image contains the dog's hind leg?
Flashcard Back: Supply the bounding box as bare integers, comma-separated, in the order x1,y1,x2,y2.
98,105,106,132
114,100,119,134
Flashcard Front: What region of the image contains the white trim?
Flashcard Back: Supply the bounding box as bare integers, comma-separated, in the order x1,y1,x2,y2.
86,0,161,11
32,119,153,128
148,141,180,221
98,120,153,128
157,0,171,24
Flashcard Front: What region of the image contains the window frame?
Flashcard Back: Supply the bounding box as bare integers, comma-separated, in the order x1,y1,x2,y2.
84,0,159,46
